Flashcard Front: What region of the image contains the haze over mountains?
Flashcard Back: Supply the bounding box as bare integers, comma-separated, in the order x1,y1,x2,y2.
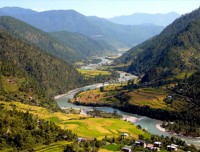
109,12,180,26
0,7,164,48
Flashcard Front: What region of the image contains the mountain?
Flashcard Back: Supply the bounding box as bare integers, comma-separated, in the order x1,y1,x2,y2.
109,12,180,26
0,26,85,110
116,8,200,82
0,16,116,63
0,6,36,16
0,16,82,63
50,31,117,58
0,7,164,48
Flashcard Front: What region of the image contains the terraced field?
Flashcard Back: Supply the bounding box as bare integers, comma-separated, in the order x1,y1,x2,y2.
127,88,169,109
77,68,111,78
73,84,171,110
0,101,150,139
34,141,70,152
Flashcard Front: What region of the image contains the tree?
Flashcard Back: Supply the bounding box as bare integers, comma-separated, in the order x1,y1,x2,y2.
100,86,104,92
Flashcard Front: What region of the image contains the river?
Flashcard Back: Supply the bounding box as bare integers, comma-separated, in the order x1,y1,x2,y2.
55,57,200,147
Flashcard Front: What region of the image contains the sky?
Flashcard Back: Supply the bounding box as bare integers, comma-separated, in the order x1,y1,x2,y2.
0,0,200,18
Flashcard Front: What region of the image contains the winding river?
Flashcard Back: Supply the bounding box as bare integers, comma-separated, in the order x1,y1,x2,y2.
55,57,200,147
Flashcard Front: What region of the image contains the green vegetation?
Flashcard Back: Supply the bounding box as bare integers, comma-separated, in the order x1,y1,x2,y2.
72,83,170,110
102,143,121,151
0,105,77,151
0,101,149,140
0,7,163,48
0,26,85,99
77,69,111,78
71,78,200,138
115,7,200,83
128,88,168,109
87,109,122,119
161,71,200,137
34,141,70,152
0,16,79,63
50,31,117,59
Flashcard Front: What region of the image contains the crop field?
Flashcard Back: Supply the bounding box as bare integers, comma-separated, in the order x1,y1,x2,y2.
72,83,125,105
0,101,150,140
73,84,170,110
62,117,150,139
166,71,195,81
102,143,121,151
34,141,70,152
77,68,111,78
127,88,170,109
1,76,25,92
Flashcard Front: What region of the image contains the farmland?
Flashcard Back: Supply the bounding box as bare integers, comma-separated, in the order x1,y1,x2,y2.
72,83,171,110
0,101,149,139
77,68,111,78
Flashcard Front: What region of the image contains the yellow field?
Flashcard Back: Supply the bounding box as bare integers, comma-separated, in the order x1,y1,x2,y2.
72,84,171,110
77,69,111,78
72,83,124,104
0,101,150,139
34,141,70,152
127,88,169,109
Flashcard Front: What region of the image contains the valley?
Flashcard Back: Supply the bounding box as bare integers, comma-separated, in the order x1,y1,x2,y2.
0,3,200,152
55,57,200,147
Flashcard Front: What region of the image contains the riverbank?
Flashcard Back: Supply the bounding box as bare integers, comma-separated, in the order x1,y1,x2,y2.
156,123,166,132
156,123,200,141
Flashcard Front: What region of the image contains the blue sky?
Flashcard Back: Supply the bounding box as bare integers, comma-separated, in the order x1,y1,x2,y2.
0,0,200,18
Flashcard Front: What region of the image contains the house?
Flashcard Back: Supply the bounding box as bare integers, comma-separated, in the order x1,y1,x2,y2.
77,137,84,143
146,144,160,151
121,133,129,137
28,96,33,100
167,144,178,151
167,95,172,99
146,144,154,150
154,141,162,147
122,146,132,152
134,140,147,148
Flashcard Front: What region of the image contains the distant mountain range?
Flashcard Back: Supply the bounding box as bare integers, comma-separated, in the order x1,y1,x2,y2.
109,12,180,26
0,7,164,48
0,16,117,63
115,8,200,82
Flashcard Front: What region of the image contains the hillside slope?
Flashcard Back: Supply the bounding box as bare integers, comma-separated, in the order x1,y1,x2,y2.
50,31,117,58
0,16,81,63
0,7,163,48
116,8,200,82
0,27,84,100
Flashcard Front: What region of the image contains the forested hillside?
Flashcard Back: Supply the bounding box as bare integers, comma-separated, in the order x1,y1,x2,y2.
0,7,163,48
50,31,117,59
0,27,85,103
0,16,80,63
116,8,200,83
0,105,76,151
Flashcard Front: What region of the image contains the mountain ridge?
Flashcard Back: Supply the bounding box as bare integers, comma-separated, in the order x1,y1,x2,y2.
0,16,117,63
115,7,200,83
109,12,180,26
0,7,164,48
